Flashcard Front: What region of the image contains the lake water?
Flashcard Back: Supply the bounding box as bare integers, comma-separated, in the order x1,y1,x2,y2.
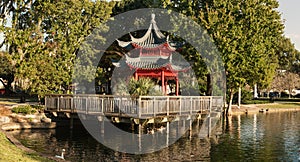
12,111,300,161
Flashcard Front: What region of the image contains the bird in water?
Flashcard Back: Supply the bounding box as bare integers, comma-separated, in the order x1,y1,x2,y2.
55,149,65,160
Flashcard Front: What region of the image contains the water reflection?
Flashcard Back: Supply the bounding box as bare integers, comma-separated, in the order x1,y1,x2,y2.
11,120,212,161
211,111,300,161
11,111,300,161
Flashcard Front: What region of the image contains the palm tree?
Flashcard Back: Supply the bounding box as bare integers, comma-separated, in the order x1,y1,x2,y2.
129,77,156,97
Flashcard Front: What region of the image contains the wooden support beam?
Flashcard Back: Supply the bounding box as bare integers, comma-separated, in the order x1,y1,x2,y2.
176,78,179,96
161,70,165,95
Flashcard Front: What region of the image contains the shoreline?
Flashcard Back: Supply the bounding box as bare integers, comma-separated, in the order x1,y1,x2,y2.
0,104,65,162
0,121,67,162
231,103,300,115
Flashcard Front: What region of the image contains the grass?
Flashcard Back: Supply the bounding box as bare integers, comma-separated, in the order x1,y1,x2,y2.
0,131,53,162
255,102,300,109
243,100,271,104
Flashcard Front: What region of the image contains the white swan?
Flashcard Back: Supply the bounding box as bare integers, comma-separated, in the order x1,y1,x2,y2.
55,149,65,160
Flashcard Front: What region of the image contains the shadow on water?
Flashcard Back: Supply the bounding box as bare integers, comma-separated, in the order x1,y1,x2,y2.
11,119,213,161
10,111,300,161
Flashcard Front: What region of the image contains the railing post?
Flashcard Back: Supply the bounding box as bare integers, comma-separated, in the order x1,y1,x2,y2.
71,97,74,113
190,97,192,115
167,97,169,116
57,96,60,111
101,98,104,113
109,98,115,112
209,96,213,112
118,98,121,115
153,97,156,117
179,97,182,116
85,97,88,114
45,96,48,110
138,97,141,118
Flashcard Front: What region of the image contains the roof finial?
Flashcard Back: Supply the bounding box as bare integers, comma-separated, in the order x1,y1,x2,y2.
151,14,156,22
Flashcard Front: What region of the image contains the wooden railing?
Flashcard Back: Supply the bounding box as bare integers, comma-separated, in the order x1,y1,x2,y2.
45,94,223,117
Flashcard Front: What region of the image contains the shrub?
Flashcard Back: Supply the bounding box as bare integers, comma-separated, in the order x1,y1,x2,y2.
232,89,253,104
128,77,156,97
31,105,44,112
12,105,36,114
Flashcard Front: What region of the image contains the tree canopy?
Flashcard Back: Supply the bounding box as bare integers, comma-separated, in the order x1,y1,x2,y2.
0,0,298,113
111,0,287,114
1,0,114,97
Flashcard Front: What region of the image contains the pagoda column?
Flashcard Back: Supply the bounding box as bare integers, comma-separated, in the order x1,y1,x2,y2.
135,71,138,80
161,70,165,95
165,80,168,95
176,77,179,96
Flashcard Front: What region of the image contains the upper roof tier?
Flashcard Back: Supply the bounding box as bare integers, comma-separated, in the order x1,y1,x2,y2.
112,54,191,72
117,14,176,50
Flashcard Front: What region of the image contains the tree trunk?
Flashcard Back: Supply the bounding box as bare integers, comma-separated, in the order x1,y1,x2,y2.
253,83,258,98
238,86,241,109
226,90,234,116
20,92,26,103
206,73,212,96
0,79,12,94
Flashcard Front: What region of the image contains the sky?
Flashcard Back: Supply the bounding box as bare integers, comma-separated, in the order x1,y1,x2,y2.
1,1,299,51
278,0,300,50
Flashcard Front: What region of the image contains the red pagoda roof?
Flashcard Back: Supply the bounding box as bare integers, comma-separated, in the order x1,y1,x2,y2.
117,14,176,51
113,14,190,72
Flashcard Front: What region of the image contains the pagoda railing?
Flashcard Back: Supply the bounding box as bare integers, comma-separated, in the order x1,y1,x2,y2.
45,94,223,118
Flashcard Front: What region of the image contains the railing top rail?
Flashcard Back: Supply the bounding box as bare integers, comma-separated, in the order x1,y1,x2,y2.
45,94,135,98
45,94,223,101
139,96,223,99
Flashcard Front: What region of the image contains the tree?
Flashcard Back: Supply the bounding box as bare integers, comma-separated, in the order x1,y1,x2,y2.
271,71,300,98
128,77,157,97
276,37,300,71
112,0,285,115
197,0,284,115
0,51,14,93
113,0,214,96
3,0,115,98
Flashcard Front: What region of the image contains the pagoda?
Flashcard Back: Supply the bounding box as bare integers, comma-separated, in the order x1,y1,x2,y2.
114,14,190,96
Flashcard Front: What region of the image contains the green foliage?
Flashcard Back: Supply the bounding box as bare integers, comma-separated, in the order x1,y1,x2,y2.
0,51,14,78
113,77,162,97
179,74,201,96
276,37,300,71
195,0,284,114
0,52,14,93
129,77,157,97
30,105,45,112
113,78,130,96
12,105,36,114
2,0,115,97
232,89,253,104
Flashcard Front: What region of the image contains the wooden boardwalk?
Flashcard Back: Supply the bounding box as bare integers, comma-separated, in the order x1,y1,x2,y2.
45,95,223,118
